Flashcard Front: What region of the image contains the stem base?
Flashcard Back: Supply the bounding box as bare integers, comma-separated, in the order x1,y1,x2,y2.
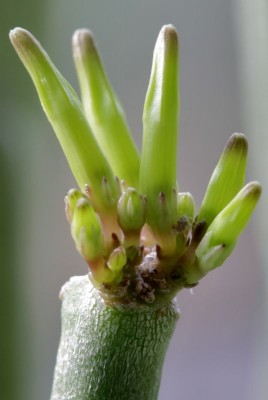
50,275,179,400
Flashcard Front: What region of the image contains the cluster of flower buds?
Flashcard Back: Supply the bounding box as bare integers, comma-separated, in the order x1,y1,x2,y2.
10,25,261,305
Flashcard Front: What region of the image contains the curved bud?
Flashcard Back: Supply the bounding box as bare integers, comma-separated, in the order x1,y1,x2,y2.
206,181,261,245
177,192,195,220
107,246,127,272
198,133,248,226
196,181,261,272
65,188,84,222
10,28,118,212
72,29,140,188
71,198,105,262
140,25,179,235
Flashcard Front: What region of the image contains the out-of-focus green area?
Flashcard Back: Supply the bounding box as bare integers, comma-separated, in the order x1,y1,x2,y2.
0,1,45,398
0,1,266,399
0,148,18,399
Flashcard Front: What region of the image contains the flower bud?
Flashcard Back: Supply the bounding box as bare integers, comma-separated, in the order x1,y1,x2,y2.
198,133,248,226
140,25,179,236
90,266,117,286
196,181,261,272
206,181,261,245
117,188,146,233
177,192,195,220
71,198,105,262
9,28,118,212
107,246,127,272
65,188,84,222
72,29,140,188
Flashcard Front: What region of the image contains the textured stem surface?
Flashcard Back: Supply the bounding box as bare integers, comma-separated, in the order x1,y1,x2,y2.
50,275,179,400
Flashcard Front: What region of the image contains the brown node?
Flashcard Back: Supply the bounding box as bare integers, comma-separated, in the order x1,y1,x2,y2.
111,232,120,247
192,220,207,244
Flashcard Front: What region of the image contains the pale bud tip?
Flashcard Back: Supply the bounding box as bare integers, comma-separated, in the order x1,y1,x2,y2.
72,28,96,57
160,24,178,43
9,27,22,40
244,181,262,198
9,27,33,47
226,132,248,153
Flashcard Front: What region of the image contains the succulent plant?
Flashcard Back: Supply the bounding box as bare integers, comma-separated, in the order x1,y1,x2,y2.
10,25,261,306
10,25,261,400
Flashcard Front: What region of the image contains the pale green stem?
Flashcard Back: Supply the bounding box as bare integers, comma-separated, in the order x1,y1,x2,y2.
50,275,178,400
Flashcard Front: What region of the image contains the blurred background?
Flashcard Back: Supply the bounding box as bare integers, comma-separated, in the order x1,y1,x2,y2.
0,0,267,399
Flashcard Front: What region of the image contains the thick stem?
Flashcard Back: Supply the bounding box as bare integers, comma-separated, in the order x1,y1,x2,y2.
50,275,179,400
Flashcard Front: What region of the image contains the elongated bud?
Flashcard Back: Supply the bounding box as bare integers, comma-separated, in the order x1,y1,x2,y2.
177,192,195,220
10,28,118,212
71,198,105,262
198,133,248,226
196,182,261,272
118,188,146,233
65,188,84,222
107,246,127,272
140,25,179,235
72,29,140,188
207,181,261,245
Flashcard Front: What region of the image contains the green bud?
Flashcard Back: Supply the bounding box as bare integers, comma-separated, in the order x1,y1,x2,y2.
196,181,261,271
72,29,140,188
198,133,248,226
117,188,146,234
196,233,236,273
107,246,127,272
177,192,195,220
207,181,261,245
71,198,105,262
90,266,117,286
65,188,84,222
10,28,118,212
139,25,179,235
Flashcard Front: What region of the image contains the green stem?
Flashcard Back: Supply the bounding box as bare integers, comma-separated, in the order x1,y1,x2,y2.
50,275,178,400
